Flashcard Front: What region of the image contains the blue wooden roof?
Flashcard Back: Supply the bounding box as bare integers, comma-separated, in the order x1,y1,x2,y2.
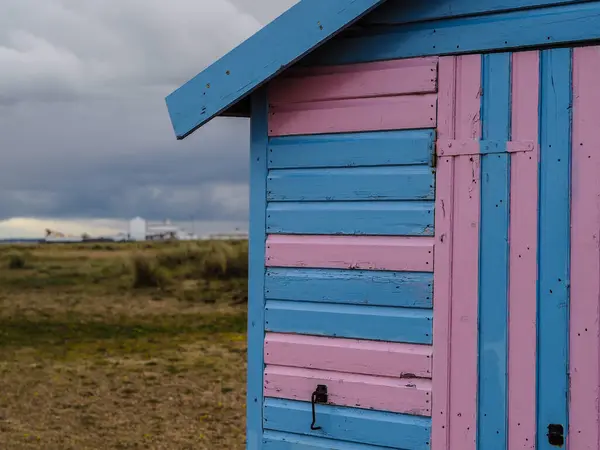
165,0,387,140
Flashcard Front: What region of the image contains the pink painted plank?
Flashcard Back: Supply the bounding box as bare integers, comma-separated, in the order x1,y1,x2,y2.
266,234,434,272
264,365,432,416
431,160,455,449
570,45,600,450
505,141,537,154
265,333,432,378
269,94,437,137
269,58,438,105
431,56,457,450
448,153,480,450
508,50,539,450
283,57,439,78
432,54,481,450
437,138,479,156
437,139,536,156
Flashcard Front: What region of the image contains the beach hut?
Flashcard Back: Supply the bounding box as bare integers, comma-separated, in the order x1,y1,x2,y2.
165,1,600,449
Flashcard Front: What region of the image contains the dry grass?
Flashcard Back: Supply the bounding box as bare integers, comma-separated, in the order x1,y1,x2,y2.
0,241,248,449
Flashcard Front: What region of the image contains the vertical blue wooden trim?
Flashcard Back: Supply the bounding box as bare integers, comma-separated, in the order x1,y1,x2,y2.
537,48,572,450
477,52,511,450
247,89,269,450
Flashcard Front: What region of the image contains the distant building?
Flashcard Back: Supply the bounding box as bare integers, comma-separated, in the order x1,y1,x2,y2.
128,217,147,241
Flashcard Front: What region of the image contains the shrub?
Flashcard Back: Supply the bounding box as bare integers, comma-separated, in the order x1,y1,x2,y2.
195,241,238,279
7,252,27,270
130,253,171,289
156,245,203,269
226,244,248,278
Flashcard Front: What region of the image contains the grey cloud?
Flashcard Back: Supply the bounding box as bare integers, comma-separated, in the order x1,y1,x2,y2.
0,0,297,231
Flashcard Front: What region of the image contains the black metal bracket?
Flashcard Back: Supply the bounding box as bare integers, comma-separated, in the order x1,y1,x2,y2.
547,424,564,446
310,384,328,430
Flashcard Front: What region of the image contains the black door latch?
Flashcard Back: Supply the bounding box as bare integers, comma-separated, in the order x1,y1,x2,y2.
547,424,564,446
310,385,328,430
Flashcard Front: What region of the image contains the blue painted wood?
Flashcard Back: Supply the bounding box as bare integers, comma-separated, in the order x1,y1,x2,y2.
247,90,269,450
268,130,435,169
266,201,434,236
364,0,591,25
477,52,511,450
537,48,572,450
265,300,433,344
263,431,389,450
479,140,507,154
307,2,600,66
165,0,386,139
265,268,433,308
264,398,432,450
267,165,435,202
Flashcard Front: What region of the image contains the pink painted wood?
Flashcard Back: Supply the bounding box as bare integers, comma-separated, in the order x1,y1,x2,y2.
265,234,434,272
570,45,600,450
269,94,437,136
264,366,432,416
264,333,432,378
432,54,481,450
436,139,536,156
437,138,479,156
282,57,439,78
269,58,438,105
508,50,539,450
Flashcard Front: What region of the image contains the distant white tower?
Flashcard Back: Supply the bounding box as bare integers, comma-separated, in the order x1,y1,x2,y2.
128,217,147,241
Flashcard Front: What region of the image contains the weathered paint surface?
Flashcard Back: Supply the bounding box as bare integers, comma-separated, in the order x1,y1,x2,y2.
269,58,438,136
537,47,572,450
265,235,434,272
309,2,600,66
269,58,438,104
266,201,434,236
365,0,589,25
247,90,269,450
267,165,435,202
269,94,437,137
264,334,432,378
431,54,481,450
432,47,588,450
263,403,432,450
264,366,431,416
478,51,511,450
265,301,433,344
268,130,435,169
260,56,437,448
508,50,539,450
265,268,433,308
570,45,600,450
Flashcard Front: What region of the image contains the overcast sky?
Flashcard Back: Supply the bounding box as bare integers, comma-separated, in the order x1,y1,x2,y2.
0,0,298,238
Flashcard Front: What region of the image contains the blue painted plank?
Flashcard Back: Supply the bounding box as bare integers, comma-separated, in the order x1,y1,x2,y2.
263,431,390,450
477,52,511,450
266,201,434,236
265,300,433,344
264,398,431,450
165,0,386,139
268,130,435,169
307,2,600,66
267,166,435,202
265,268,433,308
364,0,590,25
537,48,571,450
246,90,269,450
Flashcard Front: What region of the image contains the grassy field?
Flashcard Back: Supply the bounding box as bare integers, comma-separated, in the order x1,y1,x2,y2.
0,240,249,449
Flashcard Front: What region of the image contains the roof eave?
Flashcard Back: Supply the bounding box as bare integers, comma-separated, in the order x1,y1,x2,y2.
165,0,387,140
